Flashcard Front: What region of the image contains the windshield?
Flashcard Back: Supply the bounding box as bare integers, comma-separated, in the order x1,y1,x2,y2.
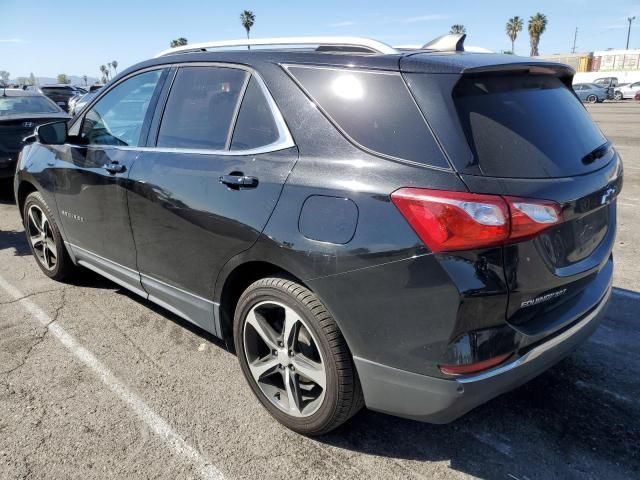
0,96,61,116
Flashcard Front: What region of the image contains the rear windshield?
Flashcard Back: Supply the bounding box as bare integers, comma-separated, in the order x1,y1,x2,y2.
453,74,608,178
0,96,61,116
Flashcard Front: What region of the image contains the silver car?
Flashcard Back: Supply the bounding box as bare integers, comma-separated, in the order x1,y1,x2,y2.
614,81,640,100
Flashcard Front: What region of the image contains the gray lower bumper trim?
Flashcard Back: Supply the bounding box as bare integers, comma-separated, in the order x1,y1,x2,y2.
354,285,611,424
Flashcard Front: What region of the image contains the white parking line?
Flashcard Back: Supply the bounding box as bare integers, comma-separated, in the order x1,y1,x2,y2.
0,275,225,480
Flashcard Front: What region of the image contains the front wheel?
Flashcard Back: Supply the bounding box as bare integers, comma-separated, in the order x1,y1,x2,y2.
614,91,623,101
23,191,76,281
234,276,363,435
586,94,598,103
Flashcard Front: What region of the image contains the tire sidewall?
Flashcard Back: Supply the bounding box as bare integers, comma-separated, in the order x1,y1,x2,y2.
23,192,66,279
234,283,341,434
587,95,597,103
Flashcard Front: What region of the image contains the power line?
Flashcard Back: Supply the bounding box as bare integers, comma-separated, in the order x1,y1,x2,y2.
571,27,578,54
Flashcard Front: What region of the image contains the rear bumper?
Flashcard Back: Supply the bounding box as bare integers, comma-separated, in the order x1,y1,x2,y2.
355,283,611,424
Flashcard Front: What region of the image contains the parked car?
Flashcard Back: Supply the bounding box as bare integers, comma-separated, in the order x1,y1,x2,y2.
68,89,101,116
40,84,84,112
573,83,608,103
0,89,69,183
635,91,640,101
14,36,621,435
593,76,618,99
614,80,640,100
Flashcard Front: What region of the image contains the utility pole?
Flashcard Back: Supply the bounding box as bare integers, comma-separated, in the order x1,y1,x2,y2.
627,17,636,50
571,27,578,54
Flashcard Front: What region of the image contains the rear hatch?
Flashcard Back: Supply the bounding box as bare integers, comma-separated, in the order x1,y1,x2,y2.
402,54,622,340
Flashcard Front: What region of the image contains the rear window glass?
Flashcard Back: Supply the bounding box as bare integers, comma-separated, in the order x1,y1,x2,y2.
158,66,247,150
230,77,279,150
0,96,60,116
286,66,448,168
453,74,607,178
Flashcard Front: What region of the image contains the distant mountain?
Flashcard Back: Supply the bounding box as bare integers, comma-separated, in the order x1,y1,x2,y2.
8,75,100,86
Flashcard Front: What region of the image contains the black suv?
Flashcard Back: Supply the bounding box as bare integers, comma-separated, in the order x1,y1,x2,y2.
40,84,84,112
14,36,621,435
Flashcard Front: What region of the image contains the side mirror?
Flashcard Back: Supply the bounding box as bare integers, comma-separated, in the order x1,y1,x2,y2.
36,121,68,145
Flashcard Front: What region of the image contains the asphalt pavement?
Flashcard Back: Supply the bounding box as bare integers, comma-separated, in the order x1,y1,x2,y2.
0,102,639,480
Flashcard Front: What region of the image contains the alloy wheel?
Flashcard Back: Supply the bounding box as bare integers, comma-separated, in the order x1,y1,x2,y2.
26,205,58,271
243,300,327,418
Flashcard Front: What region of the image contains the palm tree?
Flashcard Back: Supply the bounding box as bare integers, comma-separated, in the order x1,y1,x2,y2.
506,16,523,55
111,60,118,75
240,10,255,49
528,13,548,56
99,65,109,82
107,62,113,77
449,24,466,34
170,37,188,48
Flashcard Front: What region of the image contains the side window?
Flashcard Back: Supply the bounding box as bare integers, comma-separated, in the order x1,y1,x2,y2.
574,85,582,91
230,77,279,150
157,66,247,149
286,66,448,168
81,70,162,146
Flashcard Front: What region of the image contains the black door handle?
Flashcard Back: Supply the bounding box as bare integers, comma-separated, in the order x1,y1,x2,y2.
103,162,126,174
220,173,258,189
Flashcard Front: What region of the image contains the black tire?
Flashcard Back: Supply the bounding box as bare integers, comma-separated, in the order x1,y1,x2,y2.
614,91,623,101
586,94,598,104
23,191,76,281
234,276,364,435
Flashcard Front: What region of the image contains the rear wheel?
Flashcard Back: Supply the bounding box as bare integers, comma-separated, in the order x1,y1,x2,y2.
23,191,75,280
234,276,363,435
586,94,598,103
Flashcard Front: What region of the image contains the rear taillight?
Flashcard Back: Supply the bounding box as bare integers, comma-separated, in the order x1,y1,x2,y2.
438,353,512,376
391,188,562,253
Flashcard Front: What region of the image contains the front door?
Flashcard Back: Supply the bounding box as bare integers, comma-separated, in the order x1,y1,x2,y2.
127,65,297,332
55,68,166,293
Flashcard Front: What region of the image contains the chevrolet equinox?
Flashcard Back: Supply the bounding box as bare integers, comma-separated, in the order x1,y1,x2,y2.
14,35,622,435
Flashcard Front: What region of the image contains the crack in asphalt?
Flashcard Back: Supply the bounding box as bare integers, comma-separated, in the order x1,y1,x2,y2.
0,287,65,306
0,289,67,377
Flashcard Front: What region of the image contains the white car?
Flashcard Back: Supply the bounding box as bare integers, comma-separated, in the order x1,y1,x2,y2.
614,81,640,100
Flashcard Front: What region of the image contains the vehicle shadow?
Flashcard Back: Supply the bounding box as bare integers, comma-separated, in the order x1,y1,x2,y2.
316,290,640,479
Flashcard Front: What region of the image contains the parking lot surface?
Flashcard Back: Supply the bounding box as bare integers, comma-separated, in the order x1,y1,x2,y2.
1,102,639,480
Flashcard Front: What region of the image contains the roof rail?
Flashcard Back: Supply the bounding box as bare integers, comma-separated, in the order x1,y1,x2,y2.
154,36,398,57
422,33,466,52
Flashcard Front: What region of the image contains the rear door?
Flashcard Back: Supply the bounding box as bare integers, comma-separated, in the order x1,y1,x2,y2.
55,68,167,294
127,65,297,332
405,67,621,339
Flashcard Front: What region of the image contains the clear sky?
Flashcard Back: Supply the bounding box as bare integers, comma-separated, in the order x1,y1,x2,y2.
1,0,639,79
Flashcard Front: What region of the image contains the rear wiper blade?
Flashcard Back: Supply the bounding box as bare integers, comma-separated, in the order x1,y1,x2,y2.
582,142,611,165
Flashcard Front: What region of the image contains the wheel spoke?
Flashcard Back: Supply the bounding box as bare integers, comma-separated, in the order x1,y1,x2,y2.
285,368,302,413
248,357,279,383
28,208,42,234
45,238,57,258
282,306,301,349
245,310,279,351
292,355,326,389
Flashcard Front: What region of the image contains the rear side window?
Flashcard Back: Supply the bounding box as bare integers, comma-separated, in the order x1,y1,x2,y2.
286,66,448,168
452,74,607,178
158,66,247,149
230,77,279,150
